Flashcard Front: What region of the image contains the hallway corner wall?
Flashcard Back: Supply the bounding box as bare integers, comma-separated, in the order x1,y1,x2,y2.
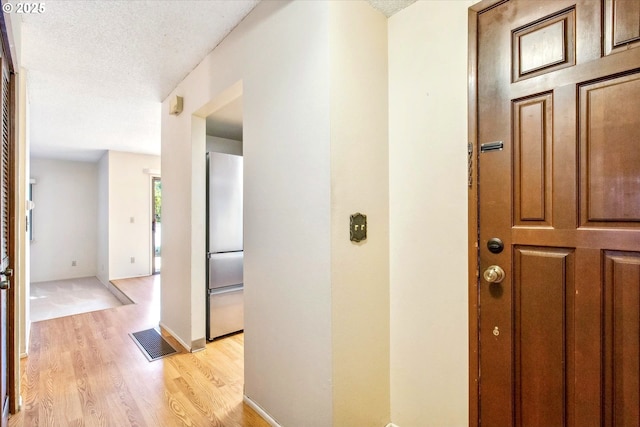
389,1,474,426
161,2,333,425
329,1,390,426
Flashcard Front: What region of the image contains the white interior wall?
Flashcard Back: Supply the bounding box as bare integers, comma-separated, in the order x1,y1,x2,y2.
106,151,160,280
97,153,109,285
30,152,159,285
30,158,98,282
16,69,30,357
189,116,207,349
161,1,332,425
159,92,193,348
329,1,390,426
388,1,473,426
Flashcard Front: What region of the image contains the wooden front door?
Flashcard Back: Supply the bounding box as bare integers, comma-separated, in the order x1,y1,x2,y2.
472,0,640,425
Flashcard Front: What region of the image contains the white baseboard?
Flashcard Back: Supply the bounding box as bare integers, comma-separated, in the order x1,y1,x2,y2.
243,395,282,427
242,396,396,427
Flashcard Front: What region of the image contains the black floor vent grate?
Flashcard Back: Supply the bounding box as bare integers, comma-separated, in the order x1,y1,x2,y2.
130,328,178,361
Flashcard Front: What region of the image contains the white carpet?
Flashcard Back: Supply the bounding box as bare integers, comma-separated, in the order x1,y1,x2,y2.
30,276,123,322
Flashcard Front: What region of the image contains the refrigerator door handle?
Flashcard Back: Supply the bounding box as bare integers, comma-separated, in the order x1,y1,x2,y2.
207,250,243,259
210,284,243,295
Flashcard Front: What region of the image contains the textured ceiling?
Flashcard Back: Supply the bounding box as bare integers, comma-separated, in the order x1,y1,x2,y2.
22,0,259,161
367,0,417,17
21,0,415,162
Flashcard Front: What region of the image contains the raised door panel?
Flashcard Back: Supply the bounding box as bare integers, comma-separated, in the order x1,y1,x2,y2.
605,0,640,55
512,8,576,82
579,72,640,226
603,251,640,427
514,247,575,427
513,93,553,226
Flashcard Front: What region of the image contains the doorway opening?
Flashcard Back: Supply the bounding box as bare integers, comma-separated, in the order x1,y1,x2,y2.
203,82,243,341
152,177,162,274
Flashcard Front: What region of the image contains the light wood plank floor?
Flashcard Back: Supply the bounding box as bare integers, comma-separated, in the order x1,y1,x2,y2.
9,275,270,427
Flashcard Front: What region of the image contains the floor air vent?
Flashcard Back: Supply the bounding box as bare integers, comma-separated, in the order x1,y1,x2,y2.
130,328,178,361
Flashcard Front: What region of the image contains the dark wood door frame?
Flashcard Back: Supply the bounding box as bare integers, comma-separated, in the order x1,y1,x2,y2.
468,1,509,426
469,2,496,425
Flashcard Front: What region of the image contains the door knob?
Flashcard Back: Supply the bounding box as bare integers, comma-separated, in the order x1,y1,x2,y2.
483,265,505,283
0,280,9,290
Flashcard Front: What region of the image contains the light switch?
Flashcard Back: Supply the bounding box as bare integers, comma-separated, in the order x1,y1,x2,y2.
350,213,367,242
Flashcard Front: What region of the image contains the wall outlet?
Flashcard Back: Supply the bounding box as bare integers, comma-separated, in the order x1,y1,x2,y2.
71,260,77,267
130,257,135,264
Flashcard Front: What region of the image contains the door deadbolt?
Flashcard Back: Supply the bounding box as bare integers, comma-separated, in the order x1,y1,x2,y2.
483,265,505,283
487,238,504,254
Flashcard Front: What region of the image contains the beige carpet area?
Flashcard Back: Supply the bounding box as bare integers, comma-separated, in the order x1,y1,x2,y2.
30,276,124,322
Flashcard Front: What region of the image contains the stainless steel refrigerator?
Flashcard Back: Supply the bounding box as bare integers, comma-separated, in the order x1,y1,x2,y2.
206,152,243,340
